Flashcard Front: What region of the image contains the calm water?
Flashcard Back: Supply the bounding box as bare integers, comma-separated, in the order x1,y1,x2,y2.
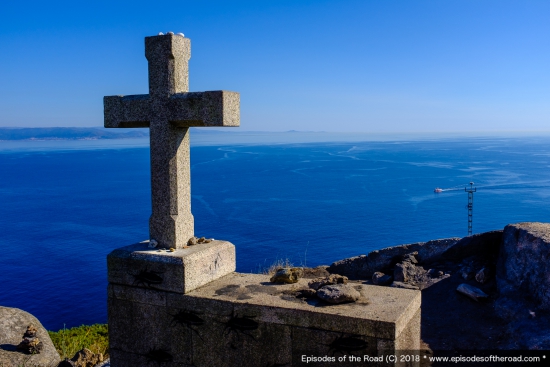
1,133,550,330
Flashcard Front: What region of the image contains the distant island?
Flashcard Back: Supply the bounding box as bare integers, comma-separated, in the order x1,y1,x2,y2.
0,127,149,140
0,127,332,142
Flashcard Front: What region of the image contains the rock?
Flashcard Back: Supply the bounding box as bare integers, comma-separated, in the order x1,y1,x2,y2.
316,284,360,304
70,348,103,367
497,223,550,310
307,274,348,290
16,324,44,354
270,267,303,284
475,267,490,284
456,283,489,302
461,266,475,280
372,272,392,286
393,261,425,283
390,282,419,290
0,306,61,367
193,237,212,244
393,263,408,282
402,252,418,264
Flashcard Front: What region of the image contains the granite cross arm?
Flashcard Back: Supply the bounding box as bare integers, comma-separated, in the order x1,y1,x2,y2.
103,33,240,249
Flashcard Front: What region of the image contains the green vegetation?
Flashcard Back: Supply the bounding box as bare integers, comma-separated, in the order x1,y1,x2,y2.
48,324,109,360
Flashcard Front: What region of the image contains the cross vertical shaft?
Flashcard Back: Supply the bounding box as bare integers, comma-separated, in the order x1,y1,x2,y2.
146,35,193,248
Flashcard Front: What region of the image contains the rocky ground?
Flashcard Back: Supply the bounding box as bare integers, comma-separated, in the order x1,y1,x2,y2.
326,223,550,352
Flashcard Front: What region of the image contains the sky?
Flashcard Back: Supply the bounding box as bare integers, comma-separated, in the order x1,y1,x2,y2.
0,0,549,133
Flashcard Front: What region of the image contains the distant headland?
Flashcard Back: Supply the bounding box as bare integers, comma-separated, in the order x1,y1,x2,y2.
0,127,149,141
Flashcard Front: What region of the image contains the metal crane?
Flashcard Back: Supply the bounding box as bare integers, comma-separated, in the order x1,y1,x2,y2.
465,182,476,236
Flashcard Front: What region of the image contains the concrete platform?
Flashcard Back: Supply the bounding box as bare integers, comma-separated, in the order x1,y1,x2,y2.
108,272,421,366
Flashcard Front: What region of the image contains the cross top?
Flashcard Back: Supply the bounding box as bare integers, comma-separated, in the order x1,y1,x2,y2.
104,33,240,249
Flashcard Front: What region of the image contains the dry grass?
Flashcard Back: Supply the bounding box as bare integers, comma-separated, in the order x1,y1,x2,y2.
262,258,294,275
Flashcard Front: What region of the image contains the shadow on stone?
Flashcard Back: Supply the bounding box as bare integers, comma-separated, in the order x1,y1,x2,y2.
0,344,18,352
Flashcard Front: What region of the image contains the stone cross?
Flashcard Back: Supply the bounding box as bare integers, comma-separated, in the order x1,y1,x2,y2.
103,33,240,249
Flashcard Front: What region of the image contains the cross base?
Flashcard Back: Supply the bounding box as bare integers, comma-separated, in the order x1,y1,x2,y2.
107,245,421,367
107,240,236,294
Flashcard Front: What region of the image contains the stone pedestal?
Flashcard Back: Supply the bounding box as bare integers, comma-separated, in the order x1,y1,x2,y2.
107,240,236,294
107,241,421,367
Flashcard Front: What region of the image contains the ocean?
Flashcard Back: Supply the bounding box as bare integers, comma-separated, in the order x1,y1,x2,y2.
1,132,550,331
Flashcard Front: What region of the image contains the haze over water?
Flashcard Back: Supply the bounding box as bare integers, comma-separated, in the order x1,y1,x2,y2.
2,132,550,330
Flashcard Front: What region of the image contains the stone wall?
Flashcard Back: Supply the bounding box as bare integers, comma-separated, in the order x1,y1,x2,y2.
328,231,502,280
497,222,550,310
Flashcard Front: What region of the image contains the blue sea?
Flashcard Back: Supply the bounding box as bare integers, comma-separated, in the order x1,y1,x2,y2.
2,132,550,331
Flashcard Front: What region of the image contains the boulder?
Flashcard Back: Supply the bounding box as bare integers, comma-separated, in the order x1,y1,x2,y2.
316,284,360,304
0,306,61,367
440,231,502,261
497,223,550,310
456,283,489,302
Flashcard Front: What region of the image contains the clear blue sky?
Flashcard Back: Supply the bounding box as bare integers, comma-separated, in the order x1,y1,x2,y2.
1,0,548,133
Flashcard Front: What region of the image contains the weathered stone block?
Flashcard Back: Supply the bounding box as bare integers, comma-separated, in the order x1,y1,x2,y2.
108,272,420,367
108,284,167,306
109,348,191,367
394,307,421,352
108,289,193,364
191,311,292,367
107,240,236,293
291,327,378,366
497,222,550,309
184,273,421,341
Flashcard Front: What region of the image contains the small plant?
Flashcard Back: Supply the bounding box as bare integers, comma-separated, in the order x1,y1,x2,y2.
262,258,294,275
48,324,109,360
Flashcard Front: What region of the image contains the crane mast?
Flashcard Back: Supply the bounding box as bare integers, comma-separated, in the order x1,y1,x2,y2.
465,182,476,236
